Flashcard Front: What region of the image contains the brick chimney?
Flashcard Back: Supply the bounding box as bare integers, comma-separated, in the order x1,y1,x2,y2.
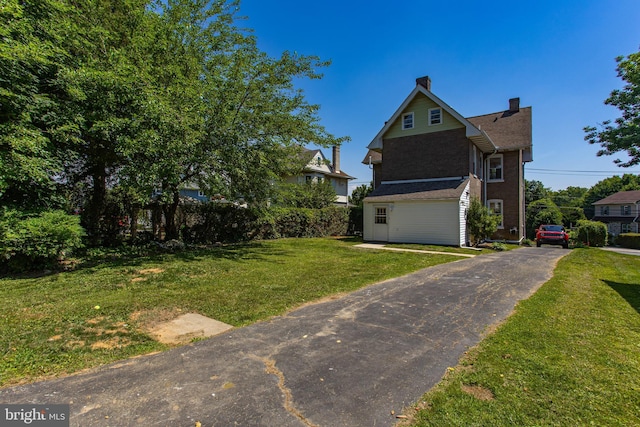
509,97,520,112
416,76,431,91
332,145,340,173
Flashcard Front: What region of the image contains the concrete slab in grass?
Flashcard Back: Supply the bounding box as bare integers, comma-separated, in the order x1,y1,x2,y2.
149,313,233,345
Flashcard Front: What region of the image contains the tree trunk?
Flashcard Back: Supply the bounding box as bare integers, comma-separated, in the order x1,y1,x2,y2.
85,161,107,246
163,190,181,241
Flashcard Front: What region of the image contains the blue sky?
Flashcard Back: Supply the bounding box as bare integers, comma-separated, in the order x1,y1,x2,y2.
239,0,640,192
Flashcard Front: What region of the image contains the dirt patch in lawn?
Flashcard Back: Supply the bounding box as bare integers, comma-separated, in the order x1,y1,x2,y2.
461,384,495,401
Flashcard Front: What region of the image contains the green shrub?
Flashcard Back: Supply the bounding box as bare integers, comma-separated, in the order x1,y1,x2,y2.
180,204,349,244
574,220,608,247
1,210,85,272
615,233,640,249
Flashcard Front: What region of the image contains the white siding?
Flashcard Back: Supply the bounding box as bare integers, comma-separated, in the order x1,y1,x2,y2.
459,182,471,246
387,200,461,246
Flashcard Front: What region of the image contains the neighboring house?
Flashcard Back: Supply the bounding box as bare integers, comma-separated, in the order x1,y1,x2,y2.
287,146,355,205
592,190,640,235
153,184,212,203
362,75,532,246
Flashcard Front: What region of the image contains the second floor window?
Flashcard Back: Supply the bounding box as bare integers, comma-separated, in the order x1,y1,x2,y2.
601,206,609,216
622,205,631,215
488,155,503,182
429,108,442,125
402,112,414,130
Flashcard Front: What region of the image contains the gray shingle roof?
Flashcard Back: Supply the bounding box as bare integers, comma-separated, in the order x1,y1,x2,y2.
467,106,532,151
592,190,640,205
364,178,468,202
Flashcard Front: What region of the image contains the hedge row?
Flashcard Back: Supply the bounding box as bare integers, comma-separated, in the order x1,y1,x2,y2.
180,204,351,244
615,233,640,249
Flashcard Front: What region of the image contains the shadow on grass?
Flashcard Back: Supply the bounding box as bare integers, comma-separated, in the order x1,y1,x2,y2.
605,280,640,315
1,241,292,280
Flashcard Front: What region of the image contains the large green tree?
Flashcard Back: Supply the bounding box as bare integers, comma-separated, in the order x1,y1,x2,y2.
585,48,640,167
0,0,73,209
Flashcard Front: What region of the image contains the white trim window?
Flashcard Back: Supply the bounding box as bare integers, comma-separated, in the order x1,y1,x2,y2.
429,107,442,125
488,199,504,229
488,155,504,182
197,190,205,197
622,223,631,233
374,207,387,224
601,206,609,216
402,112,414,130
621,205,631,215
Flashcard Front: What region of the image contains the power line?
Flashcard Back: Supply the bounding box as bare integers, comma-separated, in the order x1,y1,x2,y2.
527,168,640,176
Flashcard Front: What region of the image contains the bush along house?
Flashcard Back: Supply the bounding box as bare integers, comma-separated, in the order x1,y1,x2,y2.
361,76,532,246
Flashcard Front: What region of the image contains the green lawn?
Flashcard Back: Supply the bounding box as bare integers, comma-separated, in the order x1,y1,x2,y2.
0,237,465,387
402,248,640,426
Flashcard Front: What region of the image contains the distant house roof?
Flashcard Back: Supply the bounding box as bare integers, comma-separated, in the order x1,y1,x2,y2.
466,106,532,152
364,178,468,202
592,190,640,205
300,147,355,180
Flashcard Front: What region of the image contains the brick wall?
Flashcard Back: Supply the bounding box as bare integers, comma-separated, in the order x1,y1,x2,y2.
381,128,470,182
487,150,523,240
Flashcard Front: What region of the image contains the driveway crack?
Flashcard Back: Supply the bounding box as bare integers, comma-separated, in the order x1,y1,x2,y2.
254,356,318,427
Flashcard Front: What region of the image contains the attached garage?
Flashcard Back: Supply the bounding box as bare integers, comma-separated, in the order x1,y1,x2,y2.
363,178,474,247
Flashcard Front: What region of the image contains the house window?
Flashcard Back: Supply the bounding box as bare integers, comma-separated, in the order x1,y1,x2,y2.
488,199,504,229
305,175,313,183
601,206,609,216
622,223,631,233
622,205,631,215
402,112,414,130
488,155,503,182
374,207,387,224
429,108,442,125
197,190,205,197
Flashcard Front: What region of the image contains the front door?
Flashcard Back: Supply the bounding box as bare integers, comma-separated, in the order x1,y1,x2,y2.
372,205,389,241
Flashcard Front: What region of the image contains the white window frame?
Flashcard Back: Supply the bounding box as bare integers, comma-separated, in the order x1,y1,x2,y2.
197,190,205,197
601,205,609,216
428,107,442,125
374,207,387,224
622,205,631,215
488,199,504,229
487,154,504,182
622,223,631,233
402,112,414,130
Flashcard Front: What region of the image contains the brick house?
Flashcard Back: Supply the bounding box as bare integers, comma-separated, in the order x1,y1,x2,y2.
362,76,532,246
592,190,640,235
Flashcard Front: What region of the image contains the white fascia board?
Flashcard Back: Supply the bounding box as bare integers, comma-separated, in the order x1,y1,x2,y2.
367,86,497,152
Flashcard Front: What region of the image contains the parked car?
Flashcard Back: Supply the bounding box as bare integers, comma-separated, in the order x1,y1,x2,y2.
536,224,569,249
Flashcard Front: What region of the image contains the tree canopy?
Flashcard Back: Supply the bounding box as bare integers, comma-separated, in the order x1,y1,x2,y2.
1,0,347,242
585,48,640,167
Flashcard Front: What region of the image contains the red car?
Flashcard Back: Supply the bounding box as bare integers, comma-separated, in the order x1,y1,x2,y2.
536,224,569,249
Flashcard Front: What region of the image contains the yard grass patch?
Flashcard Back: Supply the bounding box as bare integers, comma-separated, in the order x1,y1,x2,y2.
0,237,465,387
403,248,640,426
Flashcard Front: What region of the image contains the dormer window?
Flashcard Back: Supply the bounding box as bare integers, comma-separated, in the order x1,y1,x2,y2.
429,108,442,125
402,112,414,130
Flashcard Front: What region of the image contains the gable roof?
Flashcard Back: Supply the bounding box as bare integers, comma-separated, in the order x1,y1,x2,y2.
467,106,532,152
364,178,468,202
593,190,640,205
361,149,382,165
301,147,355,180
367,85,497,153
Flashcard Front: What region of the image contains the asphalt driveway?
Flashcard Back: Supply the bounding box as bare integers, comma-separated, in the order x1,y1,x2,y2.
0,246,569,426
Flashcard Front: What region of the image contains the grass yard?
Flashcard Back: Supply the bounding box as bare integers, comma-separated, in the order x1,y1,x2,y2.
402,248,640,426
0,237,468,388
